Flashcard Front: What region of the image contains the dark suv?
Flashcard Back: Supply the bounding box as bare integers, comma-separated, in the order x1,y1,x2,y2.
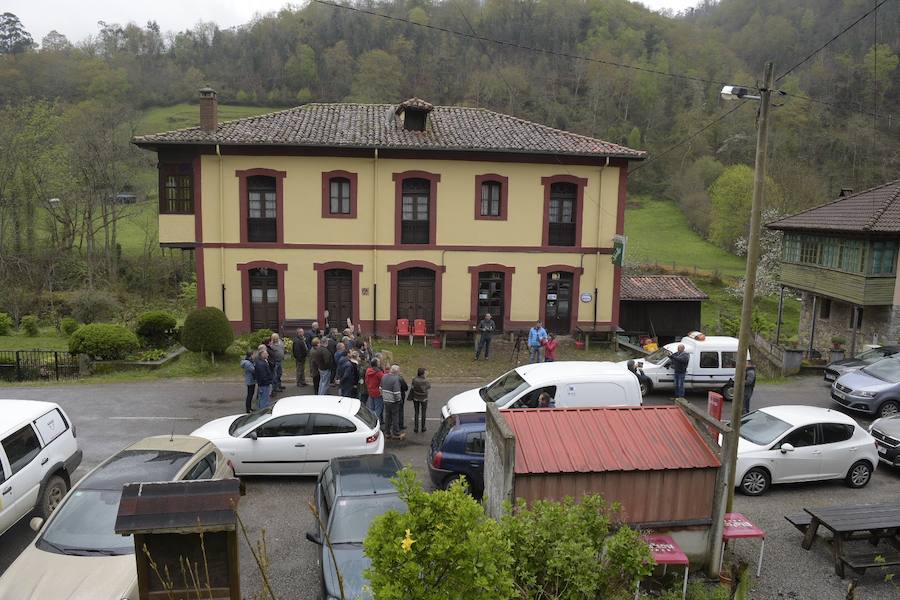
307,454,405,600
428,413,486,496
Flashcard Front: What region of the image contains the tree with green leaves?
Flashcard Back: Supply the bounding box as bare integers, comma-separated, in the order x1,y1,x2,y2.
0,12,33,55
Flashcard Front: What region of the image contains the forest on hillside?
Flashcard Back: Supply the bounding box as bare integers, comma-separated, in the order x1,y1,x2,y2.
0,0,897,321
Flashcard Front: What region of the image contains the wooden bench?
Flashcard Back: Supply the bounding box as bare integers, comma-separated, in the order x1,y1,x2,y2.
439,323,475,347
785,513,813,533
840,545,900,575
575,325,622,350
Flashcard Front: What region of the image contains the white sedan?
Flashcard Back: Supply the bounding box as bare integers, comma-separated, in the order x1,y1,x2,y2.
191,396,383,476
736,405,878,496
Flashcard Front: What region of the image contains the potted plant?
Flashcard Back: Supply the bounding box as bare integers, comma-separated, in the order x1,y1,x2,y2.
831,335,847,350
785,335,800,349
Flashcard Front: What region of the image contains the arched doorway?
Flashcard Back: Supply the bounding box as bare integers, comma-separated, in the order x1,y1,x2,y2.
477,272,505,331
325,269,353,330
544,271,574,334
249,268,279,331
397,268,436,332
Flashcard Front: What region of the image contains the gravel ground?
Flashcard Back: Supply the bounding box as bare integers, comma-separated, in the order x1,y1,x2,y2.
0,373,898,599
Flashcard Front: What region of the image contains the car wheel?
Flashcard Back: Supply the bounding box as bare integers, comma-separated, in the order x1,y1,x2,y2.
845,460,872,488
722,384,735,402
442,473,471,493
40,475,68,519
740,467,769,496
639,380,652,397
878,400,900,418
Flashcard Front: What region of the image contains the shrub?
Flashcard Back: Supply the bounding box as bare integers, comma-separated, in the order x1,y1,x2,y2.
181,307,234,354
134,349,168,361
20,315,39,337
71,288,121,324
60,317,79,336
69,324,140,360
135,310,178,348
0,312,12,335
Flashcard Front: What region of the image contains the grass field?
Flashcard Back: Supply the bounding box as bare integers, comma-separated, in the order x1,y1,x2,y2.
0,329,70,351
624,197,746,277
137,103,281,135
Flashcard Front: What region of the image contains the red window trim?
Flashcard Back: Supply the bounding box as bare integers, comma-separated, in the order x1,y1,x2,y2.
393,171,441,247
467,264,515,328
236,260,288,333
236,168,287,244
387,260,446,333
541,175,587,247
474,174,509,221
537,264,584,334
313,261,363,326
321,170,358,219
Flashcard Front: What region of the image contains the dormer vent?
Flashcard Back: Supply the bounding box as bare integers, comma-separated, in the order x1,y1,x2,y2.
396,97,434,132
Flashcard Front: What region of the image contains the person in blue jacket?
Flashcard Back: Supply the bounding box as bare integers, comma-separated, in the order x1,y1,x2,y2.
241,351,256,412
254,346,274,409
528,320,548,363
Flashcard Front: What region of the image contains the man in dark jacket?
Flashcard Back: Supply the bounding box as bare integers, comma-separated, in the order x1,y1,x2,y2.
475,313,496,360
291,327,308,387
669,344,690,399
743,361,757,414
254,346,274,409
309,338,335,395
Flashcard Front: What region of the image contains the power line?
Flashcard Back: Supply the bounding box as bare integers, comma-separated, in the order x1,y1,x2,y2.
311,0,749,89
629,101,752,173
775,0,893,82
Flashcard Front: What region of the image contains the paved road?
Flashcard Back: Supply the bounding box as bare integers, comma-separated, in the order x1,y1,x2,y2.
0,374,896,599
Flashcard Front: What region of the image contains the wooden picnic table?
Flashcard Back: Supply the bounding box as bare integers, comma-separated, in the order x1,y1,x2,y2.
801,503,900,577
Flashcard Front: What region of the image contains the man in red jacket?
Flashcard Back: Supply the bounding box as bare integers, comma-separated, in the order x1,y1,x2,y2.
364,358,385,424
541,334,559,362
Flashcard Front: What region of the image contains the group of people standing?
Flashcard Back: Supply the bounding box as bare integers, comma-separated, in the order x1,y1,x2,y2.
240,333,287,412
526,320,558,363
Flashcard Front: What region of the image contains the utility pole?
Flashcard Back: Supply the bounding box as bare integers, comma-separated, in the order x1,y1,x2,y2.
725,62,774,513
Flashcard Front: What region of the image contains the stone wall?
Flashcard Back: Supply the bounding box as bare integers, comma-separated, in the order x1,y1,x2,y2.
484,402,516,520
797,291,899,353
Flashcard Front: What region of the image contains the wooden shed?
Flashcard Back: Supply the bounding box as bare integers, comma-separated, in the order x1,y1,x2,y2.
619,276,708,345
115,478,242,600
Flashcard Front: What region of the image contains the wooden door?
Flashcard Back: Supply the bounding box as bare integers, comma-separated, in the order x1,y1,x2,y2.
477,272,504,331
544,272,573,334
249,268,279,331
325,269,353,330
397,268,435,332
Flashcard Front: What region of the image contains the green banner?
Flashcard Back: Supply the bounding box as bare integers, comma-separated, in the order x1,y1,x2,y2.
612,235,627,267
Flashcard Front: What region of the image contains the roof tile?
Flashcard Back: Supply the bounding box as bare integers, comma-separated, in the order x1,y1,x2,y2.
621,275,709,301
767,179,900,233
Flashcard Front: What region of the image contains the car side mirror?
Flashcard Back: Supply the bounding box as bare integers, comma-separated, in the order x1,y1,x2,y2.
780,443,795,454
248,431,258,440
30,517,44,532
306,531,322,545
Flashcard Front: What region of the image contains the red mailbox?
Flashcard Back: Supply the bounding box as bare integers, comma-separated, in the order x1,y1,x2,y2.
707,391,724,439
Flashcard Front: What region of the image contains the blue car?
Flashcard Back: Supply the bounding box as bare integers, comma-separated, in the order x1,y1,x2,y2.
428,413,486,496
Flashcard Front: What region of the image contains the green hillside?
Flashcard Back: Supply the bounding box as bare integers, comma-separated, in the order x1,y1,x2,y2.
137,104,281,135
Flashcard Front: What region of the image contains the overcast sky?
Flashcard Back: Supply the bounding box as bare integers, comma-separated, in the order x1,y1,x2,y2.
10,1,701,46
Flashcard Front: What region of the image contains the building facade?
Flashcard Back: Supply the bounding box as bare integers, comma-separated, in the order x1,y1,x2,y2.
135,92,645,335
768,179,900,354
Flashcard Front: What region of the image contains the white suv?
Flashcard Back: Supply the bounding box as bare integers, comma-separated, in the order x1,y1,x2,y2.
1,399,81,537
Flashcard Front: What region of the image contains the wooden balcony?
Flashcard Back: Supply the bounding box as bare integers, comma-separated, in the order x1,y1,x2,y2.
780,262,895,305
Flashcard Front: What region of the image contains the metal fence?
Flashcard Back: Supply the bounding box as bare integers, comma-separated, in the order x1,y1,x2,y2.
0,350,80,382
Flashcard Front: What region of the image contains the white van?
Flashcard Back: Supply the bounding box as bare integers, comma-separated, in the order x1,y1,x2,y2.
1,400,81,537
618,333,745,399
441,361,642,418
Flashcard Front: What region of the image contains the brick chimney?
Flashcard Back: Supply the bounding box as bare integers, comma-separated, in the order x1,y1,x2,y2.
840,187,854,197
199,87,218,132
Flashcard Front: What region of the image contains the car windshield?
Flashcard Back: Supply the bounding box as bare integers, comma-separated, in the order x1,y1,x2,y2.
644,348,672,365
229,407,273,436
480,370,529,404
329,496,406,544
38,489,133,555
740,411,792,446
861,358,900,383
355,403,378,430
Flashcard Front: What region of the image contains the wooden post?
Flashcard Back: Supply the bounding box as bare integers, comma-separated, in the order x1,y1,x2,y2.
774,286,785,345
850,305,859,357
808,295,818,358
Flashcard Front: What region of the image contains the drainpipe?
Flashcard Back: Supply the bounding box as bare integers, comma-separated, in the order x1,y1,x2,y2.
593,157,610,332
372,148,379,336
216,144,225,314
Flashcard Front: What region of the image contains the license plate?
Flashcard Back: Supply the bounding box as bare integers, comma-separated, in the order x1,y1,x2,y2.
834,390,846,400
877,444,887,455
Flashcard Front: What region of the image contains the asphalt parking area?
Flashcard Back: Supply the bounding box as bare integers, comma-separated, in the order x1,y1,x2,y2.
1,374,897,599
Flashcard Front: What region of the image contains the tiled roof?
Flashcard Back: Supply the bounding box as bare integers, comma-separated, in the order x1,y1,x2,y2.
115,478,241,535
502,406,721,475
767,179,900,233
621,275,709,301
133,100,646,160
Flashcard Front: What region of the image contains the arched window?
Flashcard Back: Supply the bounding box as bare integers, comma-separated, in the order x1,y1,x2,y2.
329,177,351,215
401,178,430,244
247,175,277,242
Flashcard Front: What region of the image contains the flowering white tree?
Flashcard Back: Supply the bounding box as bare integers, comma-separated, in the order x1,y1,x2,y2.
730,208,784,298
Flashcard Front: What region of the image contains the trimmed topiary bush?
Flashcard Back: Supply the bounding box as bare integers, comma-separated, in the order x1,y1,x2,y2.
181,307,234,354
69,324,140,360
135,310,178,349
0,312,12,336
21,315,39,337
60,317,79,336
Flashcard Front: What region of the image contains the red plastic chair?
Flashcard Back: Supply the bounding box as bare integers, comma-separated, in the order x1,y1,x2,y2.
412,319,427,346
395,319,410,345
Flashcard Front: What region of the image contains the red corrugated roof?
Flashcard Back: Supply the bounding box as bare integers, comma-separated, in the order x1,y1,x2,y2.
502,406,721,475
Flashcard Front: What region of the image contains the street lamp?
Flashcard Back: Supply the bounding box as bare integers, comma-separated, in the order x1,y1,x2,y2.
720,63,775,518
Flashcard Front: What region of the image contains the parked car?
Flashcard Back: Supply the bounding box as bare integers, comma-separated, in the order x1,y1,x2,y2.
735,405,878,496
1,399,81,538
832,357,900,417
825,345,900,382
0,435,230,600
617,333,746,400
428,413,486,496
191,395,383,476
441,361,641,418
307,454,406,600
869,414,900,467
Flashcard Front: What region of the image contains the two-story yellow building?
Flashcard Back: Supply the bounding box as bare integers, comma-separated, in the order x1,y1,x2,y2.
134,90,645,336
